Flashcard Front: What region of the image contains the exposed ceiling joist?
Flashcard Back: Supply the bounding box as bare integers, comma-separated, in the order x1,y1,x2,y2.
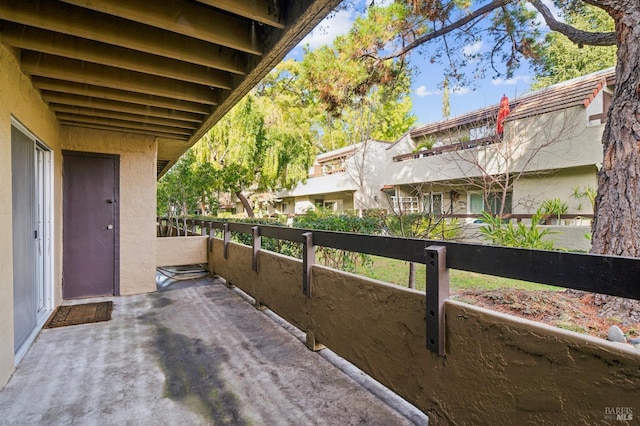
1,23,235,88
41,92,205,123
0,0,341,177
49,105,199,130
60,121,191,140
33,78,213,115
59,0,264,55
57,113,194,136
196,0,285,29
21,52,220,104
0,0,248,74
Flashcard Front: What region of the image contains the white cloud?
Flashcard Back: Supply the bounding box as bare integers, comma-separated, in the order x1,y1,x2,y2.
451,86,470,95
415,86,438,97
415,85,470,97
491,75,531,86
463,41,483,56
299,9,354,50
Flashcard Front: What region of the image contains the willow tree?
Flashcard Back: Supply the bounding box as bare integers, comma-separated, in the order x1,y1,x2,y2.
349,0,636,257
195,94,314,217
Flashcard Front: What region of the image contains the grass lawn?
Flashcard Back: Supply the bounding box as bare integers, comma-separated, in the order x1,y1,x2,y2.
355,255,563,292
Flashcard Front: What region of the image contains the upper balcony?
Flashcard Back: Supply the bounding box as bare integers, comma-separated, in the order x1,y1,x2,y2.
393,136,499,163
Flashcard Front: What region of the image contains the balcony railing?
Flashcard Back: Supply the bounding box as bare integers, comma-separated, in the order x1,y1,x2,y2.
158,217,636,301
393,135,498,162
157,217,640,423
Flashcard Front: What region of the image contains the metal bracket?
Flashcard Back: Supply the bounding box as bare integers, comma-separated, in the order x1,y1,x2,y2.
208,223,214,253
302,232,315,297
223,223,230,259
252,226,261,272
425,245,449,356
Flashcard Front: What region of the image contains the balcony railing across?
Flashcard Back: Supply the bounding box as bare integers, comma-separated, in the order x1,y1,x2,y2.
159,217,639,299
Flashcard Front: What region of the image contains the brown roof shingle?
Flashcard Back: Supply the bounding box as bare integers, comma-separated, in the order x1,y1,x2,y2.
504,68,615,122
408,67,616,138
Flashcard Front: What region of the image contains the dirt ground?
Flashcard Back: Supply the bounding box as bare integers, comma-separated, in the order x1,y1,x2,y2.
451,288,640,340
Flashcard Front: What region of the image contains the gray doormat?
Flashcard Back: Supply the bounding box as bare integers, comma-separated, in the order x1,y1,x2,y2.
44,301,113,328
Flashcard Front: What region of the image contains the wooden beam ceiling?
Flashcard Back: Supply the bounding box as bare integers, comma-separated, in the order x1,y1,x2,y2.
33,78,213,114
196,0,286,29
0,0,340,176
40,92,205,123
59,0,264,55
1,23,235,87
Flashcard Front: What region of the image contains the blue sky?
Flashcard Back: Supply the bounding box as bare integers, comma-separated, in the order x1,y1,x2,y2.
287,1,562,126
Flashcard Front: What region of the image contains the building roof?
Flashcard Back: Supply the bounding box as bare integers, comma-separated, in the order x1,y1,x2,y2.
504,67,615,122
315,140,390,163
408,67,616,139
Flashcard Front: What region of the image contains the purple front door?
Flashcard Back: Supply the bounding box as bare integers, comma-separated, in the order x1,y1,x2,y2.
63,152,119,299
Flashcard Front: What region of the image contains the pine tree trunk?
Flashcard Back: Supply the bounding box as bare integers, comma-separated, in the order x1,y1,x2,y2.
592,6,640,256
235,191,255,217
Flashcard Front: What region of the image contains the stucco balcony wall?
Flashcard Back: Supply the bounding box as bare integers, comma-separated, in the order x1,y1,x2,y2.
156,236,208,267
209,238,640,424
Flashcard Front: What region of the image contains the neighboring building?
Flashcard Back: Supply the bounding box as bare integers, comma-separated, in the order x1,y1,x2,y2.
274,68,614,221
273,140,402,215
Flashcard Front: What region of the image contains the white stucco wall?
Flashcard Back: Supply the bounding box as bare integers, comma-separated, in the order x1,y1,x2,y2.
513,167,598,215
385,106,603,187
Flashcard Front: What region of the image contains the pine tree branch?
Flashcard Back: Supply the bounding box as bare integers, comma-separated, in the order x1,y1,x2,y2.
529,0,616,46
379,0,513,61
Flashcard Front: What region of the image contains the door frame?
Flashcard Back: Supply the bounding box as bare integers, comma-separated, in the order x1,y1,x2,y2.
62,150,120,298
11,117,54,364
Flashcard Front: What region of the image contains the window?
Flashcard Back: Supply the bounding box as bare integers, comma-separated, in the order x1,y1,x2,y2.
323,200,343,213
391,196,420,213
424,193,443,214
469,125,493,140
469,192,512,214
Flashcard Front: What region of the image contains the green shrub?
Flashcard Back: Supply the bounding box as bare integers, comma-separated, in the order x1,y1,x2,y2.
222,217,301,258
385,213,462,240
293,210,378,272
479,210,557,250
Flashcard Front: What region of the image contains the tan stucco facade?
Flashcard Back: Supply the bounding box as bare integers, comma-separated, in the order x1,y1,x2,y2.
157,236,208,267
0,44,62,387
210,238,640,424
61,127,158,296
1,41,166,387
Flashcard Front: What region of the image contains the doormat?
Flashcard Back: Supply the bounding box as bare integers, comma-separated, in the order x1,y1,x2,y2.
44,301,113,328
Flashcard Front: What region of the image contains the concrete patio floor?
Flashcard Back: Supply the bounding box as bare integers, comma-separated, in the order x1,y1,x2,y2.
0,275,427,425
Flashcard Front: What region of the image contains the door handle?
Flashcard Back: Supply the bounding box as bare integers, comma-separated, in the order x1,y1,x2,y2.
107,224,113,230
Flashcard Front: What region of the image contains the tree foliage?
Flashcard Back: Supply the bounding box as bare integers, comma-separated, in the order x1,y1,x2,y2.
293,209,379,272
159,3,419,218
261,3,417,152
156,150,218,217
